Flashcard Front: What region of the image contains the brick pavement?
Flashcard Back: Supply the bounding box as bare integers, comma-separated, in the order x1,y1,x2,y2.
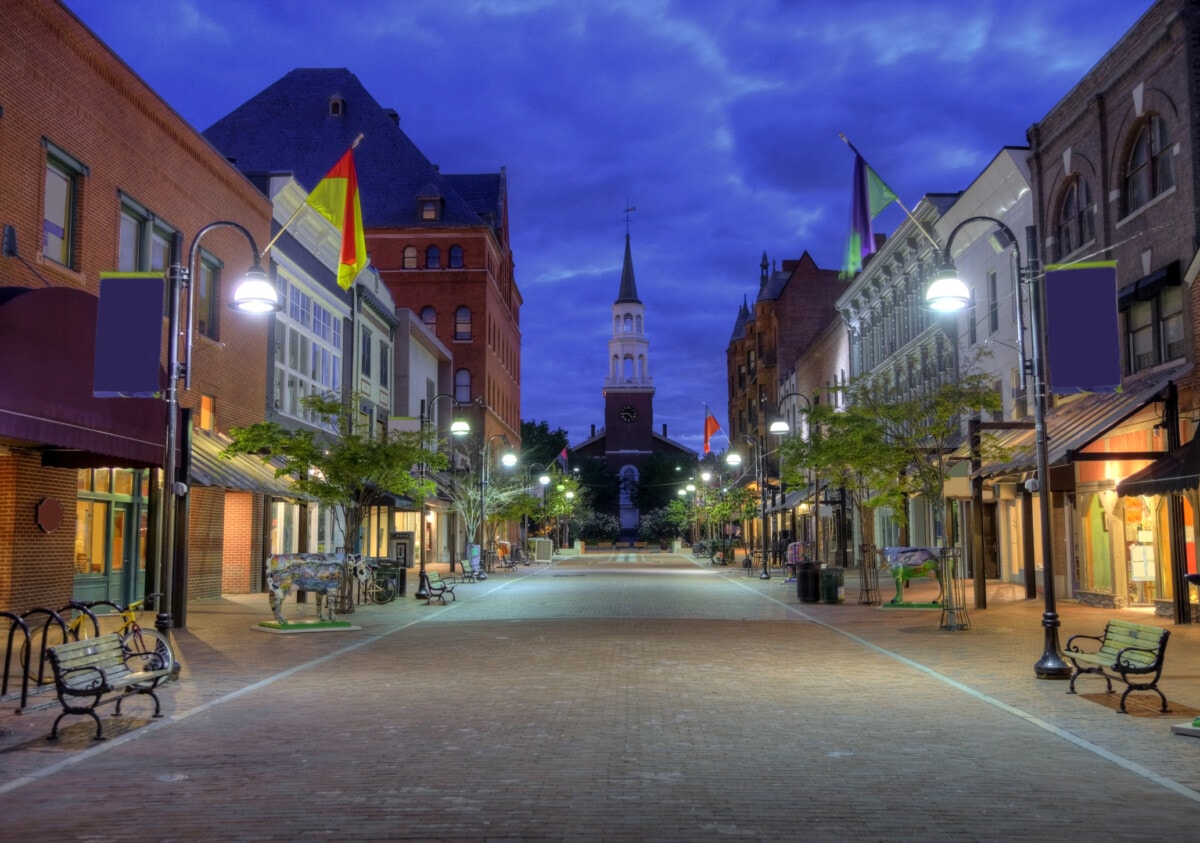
2,552,1199,840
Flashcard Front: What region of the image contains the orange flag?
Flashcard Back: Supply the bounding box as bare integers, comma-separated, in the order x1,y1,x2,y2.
306,148,367,290
703,408,721,454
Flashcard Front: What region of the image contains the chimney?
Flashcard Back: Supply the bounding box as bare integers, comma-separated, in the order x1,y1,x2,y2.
591,424,596,437
662,424,668,436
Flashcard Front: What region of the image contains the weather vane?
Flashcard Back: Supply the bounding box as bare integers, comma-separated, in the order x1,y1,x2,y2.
624,203,636,236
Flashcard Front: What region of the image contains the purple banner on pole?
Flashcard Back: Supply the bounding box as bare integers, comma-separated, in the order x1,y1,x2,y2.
94,273,164,398
1044,263,1120,393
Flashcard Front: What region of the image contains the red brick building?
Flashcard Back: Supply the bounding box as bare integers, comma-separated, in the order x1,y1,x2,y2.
203,69,522,451
726,252,843,461
0,0,276,615
1024,0,1200,620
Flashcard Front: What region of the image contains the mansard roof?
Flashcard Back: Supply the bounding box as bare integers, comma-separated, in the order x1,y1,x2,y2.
203,68,500,231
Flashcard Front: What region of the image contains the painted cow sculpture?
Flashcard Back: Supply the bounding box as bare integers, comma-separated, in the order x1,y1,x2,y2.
881,547,944,604
265,552,370,623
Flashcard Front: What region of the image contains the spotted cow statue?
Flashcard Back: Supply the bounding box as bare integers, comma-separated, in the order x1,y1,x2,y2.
881,547,944,605
265,552,370,624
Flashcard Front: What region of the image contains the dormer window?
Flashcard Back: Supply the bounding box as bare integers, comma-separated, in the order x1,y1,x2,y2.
419,198,440,221
329,97,345,116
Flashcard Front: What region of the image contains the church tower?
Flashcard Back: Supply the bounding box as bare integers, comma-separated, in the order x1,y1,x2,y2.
604,234,655,532
603,234,655,458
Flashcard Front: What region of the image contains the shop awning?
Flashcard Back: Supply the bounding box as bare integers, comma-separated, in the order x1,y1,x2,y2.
971,363,1192,479
189,428,305,498
0,286,165,468
1117,434,1200,497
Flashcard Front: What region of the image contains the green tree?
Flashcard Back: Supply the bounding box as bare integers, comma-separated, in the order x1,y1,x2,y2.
779,373,1002,555
574,455,620,516
223,392,441,561
631,452,695,513
519,419,569,472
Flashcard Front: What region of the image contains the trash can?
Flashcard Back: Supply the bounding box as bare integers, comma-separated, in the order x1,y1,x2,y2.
820,567,845,604
798,562,820,603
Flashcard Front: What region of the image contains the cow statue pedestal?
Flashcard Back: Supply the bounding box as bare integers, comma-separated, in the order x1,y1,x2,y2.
253,553,368,633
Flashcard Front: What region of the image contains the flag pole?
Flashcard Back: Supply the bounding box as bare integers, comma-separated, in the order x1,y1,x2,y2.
838,133,941,252
261,134,365,256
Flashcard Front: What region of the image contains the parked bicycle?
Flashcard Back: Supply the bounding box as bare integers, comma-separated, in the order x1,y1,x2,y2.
365,563,399,604
21,594,175,685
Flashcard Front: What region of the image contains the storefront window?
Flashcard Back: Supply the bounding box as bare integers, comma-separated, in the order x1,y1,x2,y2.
75,500,107,575
1123,496,1161,605
1082,493,1112,592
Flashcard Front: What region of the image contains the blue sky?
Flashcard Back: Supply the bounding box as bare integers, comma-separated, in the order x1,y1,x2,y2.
66,0,1154,451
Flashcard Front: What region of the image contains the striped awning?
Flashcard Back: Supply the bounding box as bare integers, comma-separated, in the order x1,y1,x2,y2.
189,428,306,498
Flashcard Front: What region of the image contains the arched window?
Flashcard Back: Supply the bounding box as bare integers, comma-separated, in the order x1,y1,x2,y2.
1056,177,1095,260
611,354,620,378
425,245,441,269
448,245,464,268
403,246,418,269
613,315,621,335
635,314,642,334
623,314,633,333
1125,116,1174,215
455,306,472,340
623,355,634,381
454,368,471,404
420,306,436,329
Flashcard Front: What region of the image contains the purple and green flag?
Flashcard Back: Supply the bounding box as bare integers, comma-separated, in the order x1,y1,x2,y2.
841,153,898,279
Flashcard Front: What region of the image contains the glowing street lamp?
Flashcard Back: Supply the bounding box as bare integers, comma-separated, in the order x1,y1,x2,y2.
416,393,469,599
925,217,1070,679
156,223,281,633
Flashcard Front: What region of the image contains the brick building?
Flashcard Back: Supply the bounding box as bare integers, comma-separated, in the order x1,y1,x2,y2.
0,0,278,615
203,69,522,454
1021,0,1200,620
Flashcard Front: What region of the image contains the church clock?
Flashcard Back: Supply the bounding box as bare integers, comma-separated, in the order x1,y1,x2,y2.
620,404,639,423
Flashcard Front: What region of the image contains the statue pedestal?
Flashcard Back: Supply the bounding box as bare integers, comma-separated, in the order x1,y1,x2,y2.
253,620,360,634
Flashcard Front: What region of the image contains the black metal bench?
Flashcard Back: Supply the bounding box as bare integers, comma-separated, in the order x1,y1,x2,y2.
424,572,456,605
455,559,481,583
1064,619,1171,714
46,633,171,740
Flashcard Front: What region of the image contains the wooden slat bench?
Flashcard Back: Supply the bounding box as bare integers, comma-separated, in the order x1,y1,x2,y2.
46,633,171,740
455,559,480,583
424,572,456,605
1064,619,1171,714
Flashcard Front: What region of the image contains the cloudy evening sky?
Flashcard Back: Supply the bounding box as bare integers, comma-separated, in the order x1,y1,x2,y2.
66,0,1153,452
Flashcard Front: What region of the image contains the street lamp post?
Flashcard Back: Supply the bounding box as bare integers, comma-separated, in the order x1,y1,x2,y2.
769,392,813,573
156,224,281,633
925,218,1070,679
480,433,517,574
727,434,770,579
416,394,470,599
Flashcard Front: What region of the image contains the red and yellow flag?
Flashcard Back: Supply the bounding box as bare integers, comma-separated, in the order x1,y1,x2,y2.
703,409,722,454
306,148,367,290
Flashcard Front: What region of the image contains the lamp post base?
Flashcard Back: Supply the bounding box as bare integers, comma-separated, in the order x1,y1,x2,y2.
154,611,173,634
759,558,771,580
415,571,431,600
1034,611,1072,679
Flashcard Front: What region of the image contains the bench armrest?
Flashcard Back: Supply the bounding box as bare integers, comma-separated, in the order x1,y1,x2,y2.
58,664,108,692
1113,645,1161,669
1064,633,1103,653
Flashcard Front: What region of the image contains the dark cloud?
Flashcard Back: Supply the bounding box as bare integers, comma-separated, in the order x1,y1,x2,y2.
67,0,1153,452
